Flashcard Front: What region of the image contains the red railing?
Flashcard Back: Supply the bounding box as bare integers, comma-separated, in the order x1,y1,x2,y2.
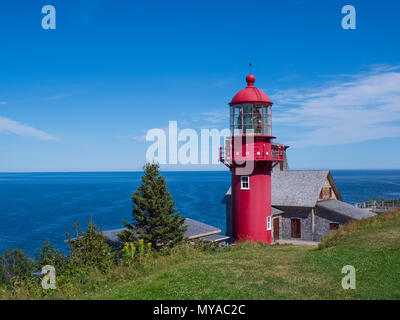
271,145,285,161
220,139,285,163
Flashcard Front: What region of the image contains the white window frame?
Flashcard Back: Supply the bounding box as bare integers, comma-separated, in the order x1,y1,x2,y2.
240,176,250,190
266,216,271,231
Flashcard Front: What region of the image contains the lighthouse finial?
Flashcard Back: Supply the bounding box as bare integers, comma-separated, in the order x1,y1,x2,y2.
249,61,253,75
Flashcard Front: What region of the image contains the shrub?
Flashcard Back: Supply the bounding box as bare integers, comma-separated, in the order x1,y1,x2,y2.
35,240,68,275
0,249,34,285
66,219,114,272
120,239,152,266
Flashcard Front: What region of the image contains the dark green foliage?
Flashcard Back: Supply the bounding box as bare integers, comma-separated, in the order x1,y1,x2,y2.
66,218,113,272
35,241,68,274
0,249,34,284
121,162,186,249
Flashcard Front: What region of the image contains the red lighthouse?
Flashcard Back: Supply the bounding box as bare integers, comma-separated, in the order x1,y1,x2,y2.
220,74,284,244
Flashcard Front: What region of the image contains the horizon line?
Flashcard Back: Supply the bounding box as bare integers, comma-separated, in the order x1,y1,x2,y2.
1,168,400,174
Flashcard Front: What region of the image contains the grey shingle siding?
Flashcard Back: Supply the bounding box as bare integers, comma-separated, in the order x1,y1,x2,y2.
314,207,350,241
275,206,313,241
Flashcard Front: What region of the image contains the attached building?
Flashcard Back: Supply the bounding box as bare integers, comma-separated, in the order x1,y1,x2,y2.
222,168,375,242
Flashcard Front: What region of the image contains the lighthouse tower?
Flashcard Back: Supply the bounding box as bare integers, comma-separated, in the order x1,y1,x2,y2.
220,74,284,243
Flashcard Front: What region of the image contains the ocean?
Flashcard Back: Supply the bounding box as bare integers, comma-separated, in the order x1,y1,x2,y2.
1,170,400,257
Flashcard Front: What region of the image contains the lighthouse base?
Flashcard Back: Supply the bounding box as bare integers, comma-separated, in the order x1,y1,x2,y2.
231,165,272,244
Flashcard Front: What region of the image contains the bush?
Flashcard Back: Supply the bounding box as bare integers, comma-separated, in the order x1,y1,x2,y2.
120,239,152,266
35,241,68,275
0,249,34,285
66,219,114,272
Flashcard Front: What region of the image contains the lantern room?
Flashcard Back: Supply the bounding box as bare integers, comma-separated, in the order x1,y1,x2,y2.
229,74,273,136
230,103,272,136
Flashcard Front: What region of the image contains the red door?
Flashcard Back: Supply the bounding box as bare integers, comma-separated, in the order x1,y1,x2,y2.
273,218,279,240
291,218,301,238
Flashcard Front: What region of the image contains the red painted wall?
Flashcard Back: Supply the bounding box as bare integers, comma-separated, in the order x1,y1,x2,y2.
231,162,272,243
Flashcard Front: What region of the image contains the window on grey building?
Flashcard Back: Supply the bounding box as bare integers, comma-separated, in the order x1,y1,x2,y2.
330,223,339,230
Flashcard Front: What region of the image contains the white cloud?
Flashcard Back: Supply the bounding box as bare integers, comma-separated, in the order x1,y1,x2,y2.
0,116,56,141
272,66,400,147
200,111,228,124
130,126,170,142
0,101,6,105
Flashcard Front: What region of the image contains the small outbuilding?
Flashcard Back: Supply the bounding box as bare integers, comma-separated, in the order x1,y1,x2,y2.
93,218,230,248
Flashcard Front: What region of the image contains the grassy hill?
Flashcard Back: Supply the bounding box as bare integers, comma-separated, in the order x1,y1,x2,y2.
3,210,400,299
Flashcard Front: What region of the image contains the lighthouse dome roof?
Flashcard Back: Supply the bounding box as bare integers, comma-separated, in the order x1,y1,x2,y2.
230,74,273,105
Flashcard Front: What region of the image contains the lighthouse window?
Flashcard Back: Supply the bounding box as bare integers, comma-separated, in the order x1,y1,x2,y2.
243,104,253,113
230,103,272,136
240,176,250,190
266,216,271,231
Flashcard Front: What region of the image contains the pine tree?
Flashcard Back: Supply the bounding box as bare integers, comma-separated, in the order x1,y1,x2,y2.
120,163,186,249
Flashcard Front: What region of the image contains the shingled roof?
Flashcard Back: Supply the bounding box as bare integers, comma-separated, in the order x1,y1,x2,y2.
317,199,375,220
222,170,341,208
82,218,223,246
221,170,375,220
272,170,335,207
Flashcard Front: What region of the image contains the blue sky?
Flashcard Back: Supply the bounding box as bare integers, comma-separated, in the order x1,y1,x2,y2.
1,0,400,171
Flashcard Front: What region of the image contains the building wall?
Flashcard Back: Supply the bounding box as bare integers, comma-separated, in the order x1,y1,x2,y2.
226,203,232,239
318,178,338,201
225,201,352,242
314,207,350,241
275,206,313,241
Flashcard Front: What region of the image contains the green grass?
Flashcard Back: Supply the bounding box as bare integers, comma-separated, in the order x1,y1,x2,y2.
2,210,400,299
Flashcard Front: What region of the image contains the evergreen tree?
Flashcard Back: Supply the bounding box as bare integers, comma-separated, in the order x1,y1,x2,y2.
120,163,186,249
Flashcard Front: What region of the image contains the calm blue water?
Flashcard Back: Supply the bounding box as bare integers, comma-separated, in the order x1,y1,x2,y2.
0,170,400,257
